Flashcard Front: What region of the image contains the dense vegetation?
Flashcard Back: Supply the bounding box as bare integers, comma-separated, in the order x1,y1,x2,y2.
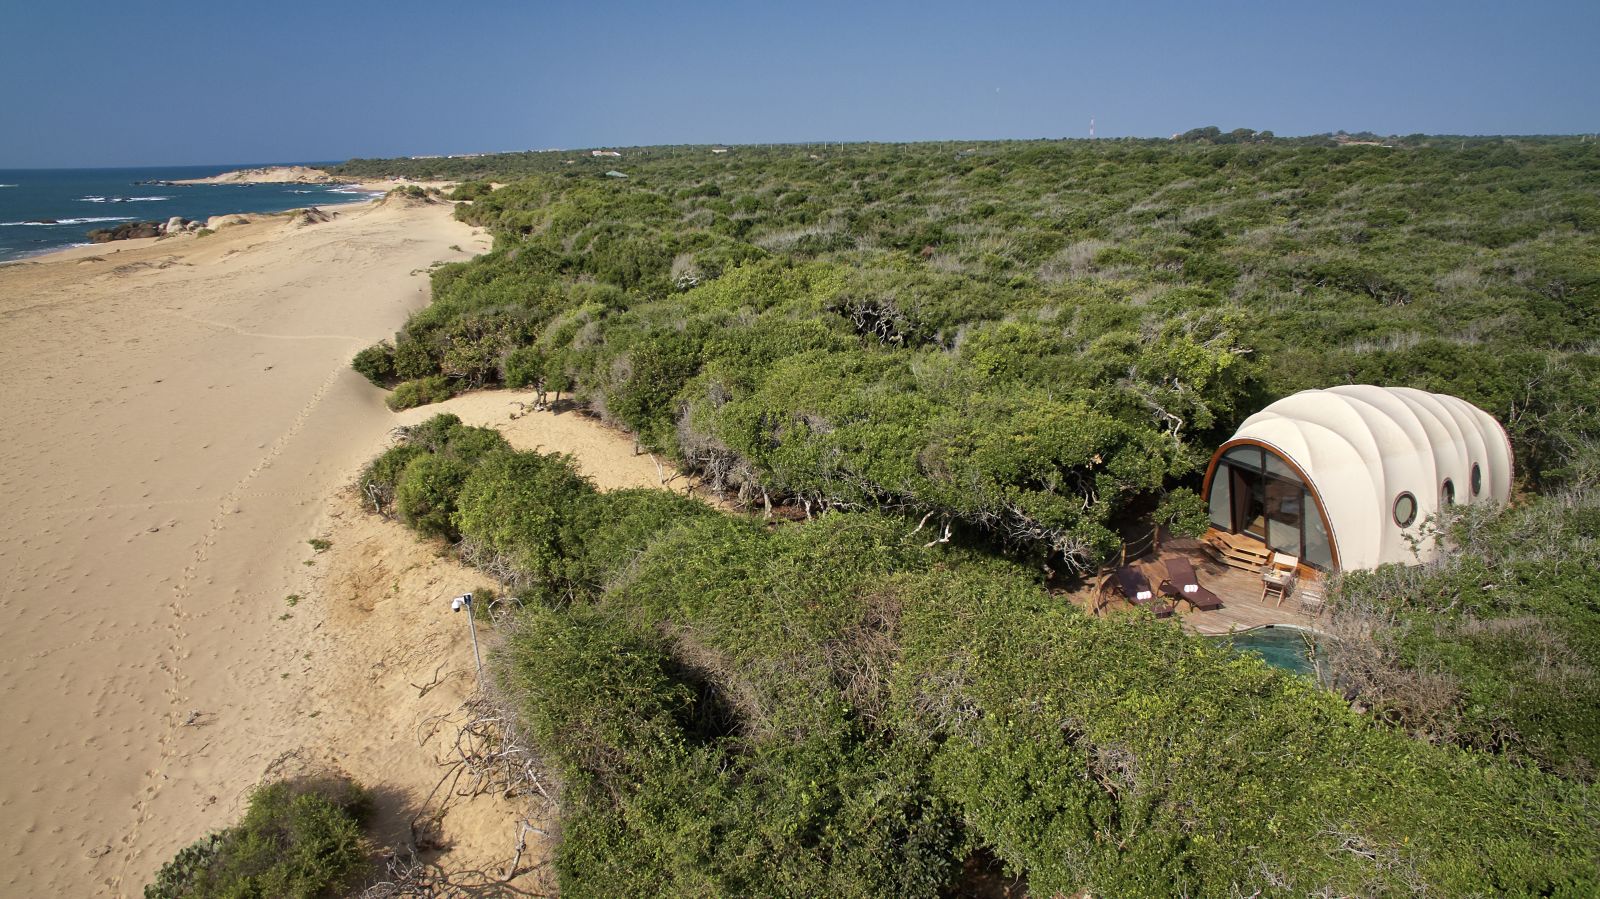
145,775,371,899
359,414,1600,897
337,136,1599,566
338,137,1600,894
1328,478,1600,781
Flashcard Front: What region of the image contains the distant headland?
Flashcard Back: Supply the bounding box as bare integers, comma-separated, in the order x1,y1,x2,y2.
160,165,340,186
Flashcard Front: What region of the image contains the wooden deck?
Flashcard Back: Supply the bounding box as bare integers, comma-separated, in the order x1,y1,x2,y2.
1071,537,1325,636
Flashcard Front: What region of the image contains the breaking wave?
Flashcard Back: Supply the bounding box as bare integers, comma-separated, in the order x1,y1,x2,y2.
0,216,137,227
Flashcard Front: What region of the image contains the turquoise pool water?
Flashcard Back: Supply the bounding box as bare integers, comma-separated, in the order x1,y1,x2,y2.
1213,626,1320,676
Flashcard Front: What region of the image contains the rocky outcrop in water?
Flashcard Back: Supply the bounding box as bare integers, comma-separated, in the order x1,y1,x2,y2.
87,221,164,242
86,217,202,242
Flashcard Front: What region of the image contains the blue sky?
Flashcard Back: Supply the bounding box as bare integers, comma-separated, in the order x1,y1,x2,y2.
2,0,1596,167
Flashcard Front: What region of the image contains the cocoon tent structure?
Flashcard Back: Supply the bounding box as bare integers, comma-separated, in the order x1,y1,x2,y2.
1201,385,1512,573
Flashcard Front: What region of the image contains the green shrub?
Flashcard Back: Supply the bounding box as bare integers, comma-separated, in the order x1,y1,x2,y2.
386,375,456,411
395,453,473,539
1155,486,1210,538
351,342,396,387
392,337,436,381
397,412,466,453
379,414,510,538
450,180,494,201
502,345,545,388
145,775,370,899
357,443,425,514
893,567,1600,897
394,413,509,462
566,489,713,594
454,450,598,595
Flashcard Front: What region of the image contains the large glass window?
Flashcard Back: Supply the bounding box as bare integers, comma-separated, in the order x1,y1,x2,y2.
1304,504,1333,569
1208,443,1334,570
1265,477,1302,555
1263,451,1300,482
1222,446,1264,472
1208,467,1232,530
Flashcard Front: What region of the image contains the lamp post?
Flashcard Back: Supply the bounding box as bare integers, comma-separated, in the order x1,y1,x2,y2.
452,592,485,689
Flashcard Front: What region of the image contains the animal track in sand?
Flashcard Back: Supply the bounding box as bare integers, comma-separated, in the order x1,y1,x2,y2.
149,306,369,343
112,361,348,891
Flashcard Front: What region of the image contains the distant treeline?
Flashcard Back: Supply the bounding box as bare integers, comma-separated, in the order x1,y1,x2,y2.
332,137,1600,895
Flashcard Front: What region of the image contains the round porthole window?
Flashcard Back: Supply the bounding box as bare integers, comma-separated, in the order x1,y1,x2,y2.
1441,479,1456,506
1471,463,1482,497
1393,492,1417,527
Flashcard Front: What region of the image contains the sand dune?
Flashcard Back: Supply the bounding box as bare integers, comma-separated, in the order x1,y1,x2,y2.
0,200,511,895
169,165,341,185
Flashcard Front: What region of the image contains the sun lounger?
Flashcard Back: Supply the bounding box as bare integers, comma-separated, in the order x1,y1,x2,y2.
1159,556,1224,611
1114,565,1175,618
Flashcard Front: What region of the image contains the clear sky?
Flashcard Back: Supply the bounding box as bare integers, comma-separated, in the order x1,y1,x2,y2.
3,0,1596,168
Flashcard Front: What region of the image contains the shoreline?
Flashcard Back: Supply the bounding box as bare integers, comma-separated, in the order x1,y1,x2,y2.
0,190,394,267
0,195,505,895
0,173,444,266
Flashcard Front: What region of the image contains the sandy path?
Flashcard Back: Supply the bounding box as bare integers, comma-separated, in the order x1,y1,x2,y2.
0,200,490,895
396,390,697,492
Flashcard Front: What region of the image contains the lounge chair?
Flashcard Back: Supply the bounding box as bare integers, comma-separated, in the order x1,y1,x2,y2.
1159,556,1224,611
1114,565,1175,618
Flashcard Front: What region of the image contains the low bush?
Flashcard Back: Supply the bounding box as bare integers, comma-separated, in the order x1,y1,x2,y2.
386,375,457,411
450,180,494,201
392,336,437,382
389,416,510,538
396,453,472,539
144,775,371,899
454,449,598,595
351,342,396,387
1326,484,1600,779
357,443,424,514
387,422,715,605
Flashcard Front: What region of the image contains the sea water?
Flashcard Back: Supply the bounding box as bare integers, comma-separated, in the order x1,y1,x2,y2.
0,164,383,262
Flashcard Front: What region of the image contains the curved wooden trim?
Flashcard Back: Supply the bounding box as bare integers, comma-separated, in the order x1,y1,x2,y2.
1201,437,1342,571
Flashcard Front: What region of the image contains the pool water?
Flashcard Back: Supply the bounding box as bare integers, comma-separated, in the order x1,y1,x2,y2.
1214,626,1320,676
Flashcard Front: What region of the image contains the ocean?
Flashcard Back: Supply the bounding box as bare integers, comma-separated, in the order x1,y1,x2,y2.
0,163,382,262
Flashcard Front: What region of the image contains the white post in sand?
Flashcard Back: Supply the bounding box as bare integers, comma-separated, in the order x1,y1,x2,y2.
452,592,485,690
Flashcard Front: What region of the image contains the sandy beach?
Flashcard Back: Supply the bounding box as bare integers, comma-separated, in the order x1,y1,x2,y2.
0,197,659,895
